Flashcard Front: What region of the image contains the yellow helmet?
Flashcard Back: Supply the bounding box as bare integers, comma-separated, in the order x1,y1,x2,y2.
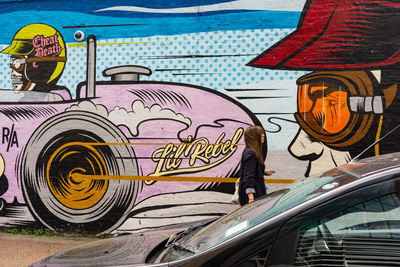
1,23,67,84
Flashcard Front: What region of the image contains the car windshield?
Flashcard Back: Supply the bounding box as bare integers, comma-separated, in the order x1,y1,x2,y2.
166,166,360,260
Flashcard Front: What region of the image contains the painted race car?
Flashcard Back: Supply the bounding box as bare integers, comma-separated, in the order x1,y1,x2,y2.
0,36,261,234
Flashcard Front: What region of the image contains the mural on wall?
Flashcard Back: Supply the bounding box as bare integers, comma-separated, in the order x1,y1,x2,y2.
0,21,263,234
2,0,399,234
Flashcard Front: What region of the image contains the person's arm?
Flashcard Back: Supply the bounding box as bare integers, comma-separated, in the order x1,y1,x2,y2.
265,169,275,176
247,193,255,203
242,150,257,202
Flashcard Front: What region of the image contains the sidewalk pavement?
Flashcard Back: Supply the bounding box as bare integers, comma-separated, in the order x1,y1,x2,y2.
0,232,98,267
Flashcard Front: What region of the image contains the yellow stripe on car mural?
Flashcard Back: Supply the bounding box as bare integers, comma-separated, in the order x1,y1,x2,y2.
68,41,171,47
71,173,296,184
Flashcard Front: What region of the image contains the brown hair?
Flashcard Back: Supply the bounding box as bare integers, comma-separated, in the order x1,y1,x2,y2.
244,125,264,164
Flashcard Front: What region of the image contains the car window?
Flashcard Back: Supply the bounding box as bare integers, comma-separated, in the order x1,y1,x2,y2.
294,192,400,266
0,89,64,102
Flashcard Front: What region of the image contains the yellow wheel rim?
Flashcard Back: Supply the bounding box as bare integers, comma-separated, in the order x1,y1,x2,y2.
46,142,109,210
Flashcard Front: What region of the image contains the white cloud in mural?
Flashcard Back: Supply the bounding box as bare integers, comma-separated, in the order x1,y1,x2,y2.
66,100,191,136
95,0,306,13
66,100,109,117
108,101,192,136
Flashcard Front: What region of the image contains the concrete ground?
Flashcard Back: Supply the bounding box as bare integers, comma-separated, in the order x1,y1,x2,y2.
0,232,97,267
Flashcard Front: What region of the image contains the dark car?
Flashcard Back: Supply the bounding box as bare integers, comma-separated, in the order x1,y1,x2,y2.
31,152,400,266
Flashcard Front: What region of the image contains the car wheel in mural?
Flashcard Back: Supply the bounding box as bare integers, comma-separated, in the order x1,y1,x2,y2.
21,111,139,233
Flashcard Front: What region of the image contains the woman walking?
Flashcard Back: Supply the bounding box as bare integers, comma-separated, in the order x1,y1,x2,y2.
239,126,272,206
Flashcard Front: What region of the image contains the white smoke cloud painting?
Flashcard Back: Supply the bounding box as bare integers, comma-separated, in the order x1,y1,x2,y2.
66,100,109,118
66,100,192,136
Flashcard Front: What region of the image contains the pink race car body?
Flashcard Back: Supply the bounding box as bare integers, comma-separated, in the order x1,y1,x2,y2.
0,75,259,233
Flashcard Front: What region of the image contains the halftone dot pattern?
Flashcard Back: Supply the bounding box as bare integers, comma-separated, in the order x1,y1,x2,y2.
0,50,10,89
0,29,307,96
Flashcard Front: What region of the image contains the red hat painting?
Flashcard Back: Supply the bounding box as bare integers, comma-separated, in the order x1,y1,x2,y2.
248,0,400,70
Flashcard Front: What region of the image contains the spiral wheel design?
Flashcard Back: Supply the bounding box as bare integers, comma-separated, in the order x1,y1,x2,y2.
21,111,138,234
46,141,109,210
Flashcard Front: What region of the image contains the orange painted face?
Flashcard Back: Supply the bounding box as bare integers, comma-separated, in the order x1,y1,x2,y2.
294,71,386,148
297,80,351,135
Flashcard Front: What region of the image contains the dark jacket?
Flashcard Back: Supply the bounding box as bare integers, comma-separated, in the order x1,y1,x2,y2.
238,147,266,206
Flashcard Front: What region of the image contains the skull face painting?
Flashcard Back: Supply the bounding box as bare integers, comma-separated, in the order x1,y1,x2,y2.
10,56,31,91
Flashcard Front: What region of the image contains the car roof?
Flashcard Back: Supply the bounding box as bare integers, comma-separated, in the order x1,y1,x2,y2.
251,152,400,231
339,152,400,179
278,152,400,219
295,152,400,205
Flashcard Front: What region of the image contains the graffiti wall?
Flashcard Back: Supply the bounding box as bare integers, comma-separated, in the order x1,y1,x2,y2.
0,0,398,234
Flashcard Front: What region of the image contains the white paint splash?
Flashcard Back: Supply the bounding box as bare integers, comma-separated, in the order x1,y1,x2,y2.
66,100,192,136
95,0,306,13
